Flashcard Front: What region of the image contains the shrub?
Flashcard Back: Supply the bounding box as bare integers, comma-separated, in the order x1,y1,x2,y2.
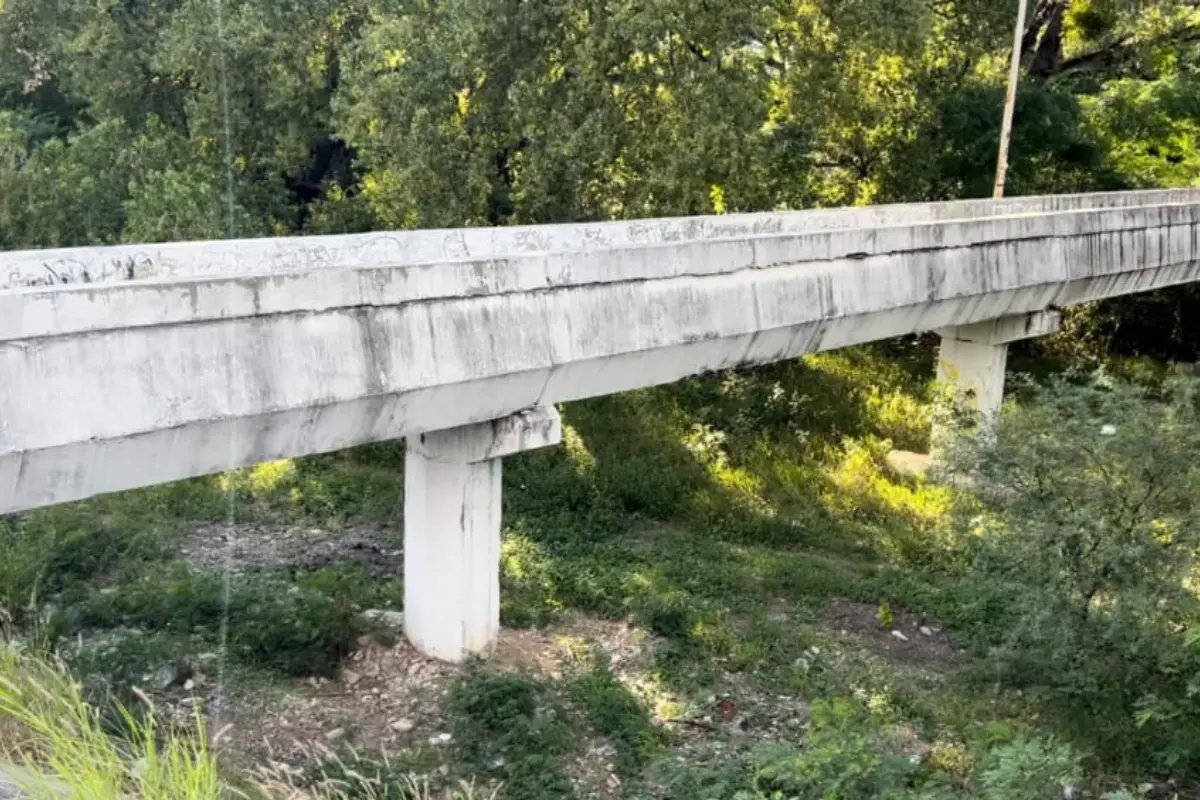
939,371,1200,772
643,697,1080,800
746,698,932,799
973,735,1081,800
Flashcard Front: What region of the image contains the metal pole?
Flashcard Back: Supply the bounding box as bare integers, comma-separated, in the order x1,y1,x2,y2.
994,0,1030,198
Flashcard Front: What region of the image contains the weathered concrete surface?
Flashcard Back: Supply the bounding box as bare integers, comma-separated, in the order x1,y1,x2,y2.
3,193,1200,514
3,188,1197,290
940,309,1063,346
404,407,562,662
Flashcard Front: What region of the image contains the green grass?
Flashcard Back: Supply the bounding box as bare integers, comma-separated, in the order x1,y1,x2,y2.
0,339,1165,796
0,643,222,800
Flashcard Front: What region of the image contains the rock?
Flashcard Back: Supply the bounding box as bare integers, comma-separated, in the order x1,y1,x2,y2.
324,728,346,742
151,662,192,691
919,626,934,637
343,669,362,686
0,774,21,800
429,733,452,745
362,609,405,630
183,679,195,691
195,652,222,668
885,449,932,479
890,630,910,642
390,718,415,733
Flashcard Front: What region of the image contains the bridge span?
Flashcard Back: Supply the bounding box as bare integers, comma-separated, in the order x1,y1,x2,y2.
3,188,1199,661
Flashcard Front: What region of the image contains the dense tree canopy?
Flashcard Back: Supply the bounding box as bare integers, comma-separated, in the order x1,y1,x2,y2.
1,0,1199,354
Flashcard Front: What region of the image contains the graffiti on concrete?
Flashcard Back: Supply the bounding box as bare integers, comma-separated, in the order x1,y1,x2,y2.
4,254,154,289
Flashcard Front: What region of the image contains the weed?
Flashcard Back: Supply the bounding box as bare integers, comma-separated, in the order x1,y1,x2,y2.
248,748,499,799
561,650,664,775
446,666,576,799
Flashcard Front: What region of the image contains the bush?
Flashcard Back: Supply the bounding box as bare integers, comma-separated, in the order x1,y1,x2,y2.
644,697,1080,800
65,565,395,678
974,735,1081,800
939,371,1200,773
746,698,934,799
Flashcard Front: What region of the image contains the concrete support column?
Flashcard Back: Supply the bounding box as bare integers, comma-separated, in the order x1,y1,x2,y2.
935,310,1062,430
404,406,562,663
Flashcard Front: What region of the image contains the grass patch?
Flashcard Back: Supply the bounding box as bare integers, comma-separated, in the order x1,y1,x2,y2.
56,562,403,679
444,650,661,800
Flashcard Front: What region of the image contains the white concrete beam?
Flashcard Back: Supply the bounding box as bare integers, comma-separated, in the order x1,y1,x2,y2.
3,194,1200,515
403,407,562,663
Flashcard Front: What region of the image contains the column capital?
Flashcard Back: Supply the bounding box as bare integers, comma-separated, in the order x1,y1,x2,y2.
939,310,1062,346
410,406,562,464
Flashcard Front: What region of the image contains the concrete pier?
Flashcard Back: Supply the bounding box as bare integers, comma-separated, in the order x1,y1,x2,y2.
404,407,562,662
937,310,1063,423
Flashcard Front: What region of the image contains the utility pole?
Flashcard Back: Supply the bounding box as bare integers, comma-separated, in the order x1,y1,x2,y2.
994,0,1030,198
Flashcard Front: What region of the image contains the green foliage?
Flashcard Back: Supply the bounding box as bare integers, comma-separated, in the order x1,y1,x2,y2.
64,564,400,678
445,667,577,799
645,697,1082,800
444,652,660,798
561,650,664,775
745,698,931,799
0,643,222,799
974,735,1082,800
940,371,1200,772
3,0,1200,360
0,502,176,626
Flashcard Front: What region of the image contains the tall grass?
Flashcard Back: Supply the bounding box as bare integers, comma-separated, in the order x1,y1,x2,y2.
0,643,498,799
0,642,221,799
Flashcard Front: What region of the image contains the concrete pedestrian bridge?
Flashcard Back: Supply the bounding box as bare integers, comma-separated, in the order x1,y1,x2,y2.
3,188,1199,661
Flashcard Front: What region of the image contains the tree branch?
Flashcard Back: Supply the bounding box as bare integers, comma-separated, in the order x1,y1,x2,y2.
1040,24,1200,79
1028,0,1067,76
684,41,710,62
